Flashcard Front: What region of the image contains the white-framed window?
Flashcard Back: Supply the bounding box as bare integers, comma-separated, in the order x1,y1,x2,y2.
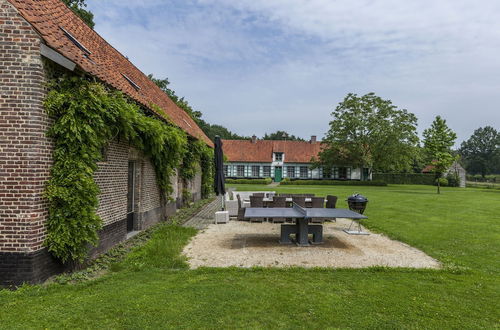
263,166,271,177
323,168,332,178
337,167,351,179
251,165,260,177
300,166,309,178
287,166,296,178
223,165,229,177
274,153,283,161
237,165,245,177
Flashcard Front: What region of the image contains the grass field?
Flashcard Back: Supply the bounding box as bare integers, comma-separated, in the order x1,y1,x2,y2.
1,185,499,329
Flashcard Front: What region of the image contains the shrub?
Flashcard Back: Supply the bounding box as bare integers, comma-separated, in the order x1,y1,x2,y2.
446,173,461,187
225,178,272,184
280,180,387,186
436,177,448,186
373,173,435,185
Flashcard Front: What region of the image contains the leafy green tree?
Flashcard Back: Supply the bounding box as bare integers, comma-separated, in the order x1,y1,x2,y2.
459,126,500,178
148,74,247,142
62,0,95,28
422,116,457,194
317,93,419,176
262,131,305,141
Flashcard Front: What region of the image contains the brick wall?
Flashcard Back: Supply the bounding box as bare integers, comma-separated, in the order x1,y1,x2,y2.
0,0,205,286
0,0,52,254
94,139,129,227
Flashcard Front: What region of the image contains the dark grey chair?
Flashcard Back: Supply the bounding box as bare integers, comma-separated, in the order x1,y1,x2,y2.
250,196,264,207
326,195,338,208
310,197,325,223
310,197,325,208
292,196,306,207
252,193,265,197
237,194,247,221
269,196,286,223
325,195,338,222
249,196,264,222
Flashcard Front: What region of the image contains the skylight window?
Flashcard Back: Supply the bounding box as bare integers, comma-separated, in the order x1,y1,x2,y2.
60,26,91,56
122,73,141,91
182,118,192,128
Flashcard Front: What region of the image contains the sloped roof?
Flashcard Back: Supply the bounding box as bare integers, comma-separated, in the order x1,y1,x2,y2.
7,0,212,147
222,139,323,163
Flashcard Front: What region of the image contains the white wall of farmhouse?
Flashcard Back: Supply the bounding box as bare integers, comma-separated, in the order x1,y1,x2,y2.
224,162,371,180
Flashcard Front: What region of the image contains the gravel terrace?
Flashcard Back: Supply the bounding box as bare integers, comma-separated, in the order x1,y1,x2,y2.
183,219,441,269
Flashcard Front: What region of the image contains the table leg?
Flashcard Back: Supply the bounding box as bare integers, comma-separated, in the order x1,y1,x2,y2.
295,218,310,246
280,224,296,244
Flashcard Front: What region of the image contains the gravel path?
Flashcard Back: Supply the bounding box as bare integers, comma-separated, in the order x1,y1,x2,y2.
183,219,441,269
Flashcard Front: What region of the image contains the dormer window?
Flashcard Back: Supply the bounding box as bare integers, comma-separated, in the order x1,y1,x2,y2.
274,152,283,162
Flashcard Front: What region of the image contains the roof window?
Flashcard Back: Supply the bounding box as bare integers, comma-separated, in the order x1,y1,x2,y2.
122,73,141,90
60,26,92,56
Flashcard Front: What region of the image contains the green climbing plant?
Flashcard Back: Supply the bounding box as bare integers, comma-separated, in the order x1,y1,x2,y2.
180,138,214,199
44,75,189,262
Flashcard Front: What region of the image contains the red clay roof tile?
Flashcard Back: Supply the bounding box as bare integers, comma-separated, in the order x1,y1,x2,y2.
7,0,213,147
222,139,323,163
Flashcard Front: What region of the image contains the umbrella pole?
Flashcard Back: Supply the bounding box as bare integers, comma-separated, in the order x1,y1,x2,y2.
220,194,225,211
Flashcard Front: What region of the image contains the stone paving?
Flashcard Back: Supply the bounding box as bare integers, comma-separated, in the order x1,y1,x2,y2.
182,197,222,230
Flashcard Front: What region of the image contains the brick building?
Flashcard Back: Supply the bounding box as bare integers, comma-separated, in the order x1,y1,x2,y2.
223,136,372,182
0,0,212,286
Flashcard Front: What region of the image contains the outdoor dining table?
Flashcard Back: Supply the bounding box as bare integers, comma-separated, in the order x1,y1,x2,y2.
244,203,367,246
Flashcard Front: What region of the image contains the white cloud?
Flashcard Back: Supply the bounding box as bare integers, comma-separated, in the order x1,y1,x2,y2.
87,0,500,143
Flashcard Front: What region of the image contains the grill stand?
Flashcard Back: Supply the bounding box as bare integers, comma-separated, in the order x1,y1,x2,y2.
343,219,370,235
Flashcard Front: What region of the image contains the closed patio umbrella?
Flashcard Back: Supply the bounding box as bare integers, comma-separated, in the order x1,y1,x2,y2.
214,136,226,210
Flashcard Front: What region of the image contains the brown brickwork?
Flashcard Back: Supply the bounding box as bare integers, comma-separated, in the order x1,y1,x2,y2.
0,0,51,254
0,0,204,286
94,139,129,227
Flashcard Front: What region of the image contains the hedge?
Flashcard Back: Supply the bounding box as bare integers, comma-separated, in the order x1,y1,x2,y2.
373,173,435,185
225,178,272,185
280,180,387,186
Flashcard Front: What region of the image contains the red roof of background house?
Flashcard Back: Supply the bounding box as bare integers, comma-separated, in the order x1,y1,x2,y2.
7,0,212,147
422,165,435,173
222,139,323,163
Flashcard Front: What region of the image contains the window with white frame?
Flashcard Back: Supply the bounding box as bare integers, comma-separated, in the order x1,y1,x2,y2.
287,166,296,178
274,152,283,161
263,166,271,177
300,166,309,178
251,165,260,177
237,165,245,177
223,165,229,177
323,167,332,178
338,167,351,179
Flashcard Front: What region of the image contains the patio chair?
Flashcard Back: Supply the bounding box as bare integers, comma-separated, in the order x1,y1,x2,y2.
326,195,338,208
252,193,265,197
325,195,338,222
310,197,326,223
249,196,264,222
269,196,286,223
250,195,264,207
292,196,306,207
237,194,247,221
310,197,325,208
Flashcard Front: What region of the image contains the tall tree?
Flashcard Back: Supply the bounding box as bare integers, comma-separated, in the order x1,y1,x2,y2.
148,74,247,142
422,116,457,194
62,0,95,28
317,93,419,175
262,131,305,141
459,126,500,178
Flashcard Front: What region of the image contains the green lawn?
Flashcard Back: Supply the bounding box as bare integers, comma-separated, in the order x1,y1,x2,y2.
1,185,499,329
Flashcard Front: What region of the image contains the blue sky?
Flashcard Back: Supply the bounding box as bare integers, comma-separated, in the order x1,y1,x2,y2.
87,0,500,144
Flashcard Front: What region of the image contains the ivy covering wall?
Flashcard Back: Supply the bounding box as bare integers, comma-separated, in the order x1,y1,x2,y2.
44,75,212,263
